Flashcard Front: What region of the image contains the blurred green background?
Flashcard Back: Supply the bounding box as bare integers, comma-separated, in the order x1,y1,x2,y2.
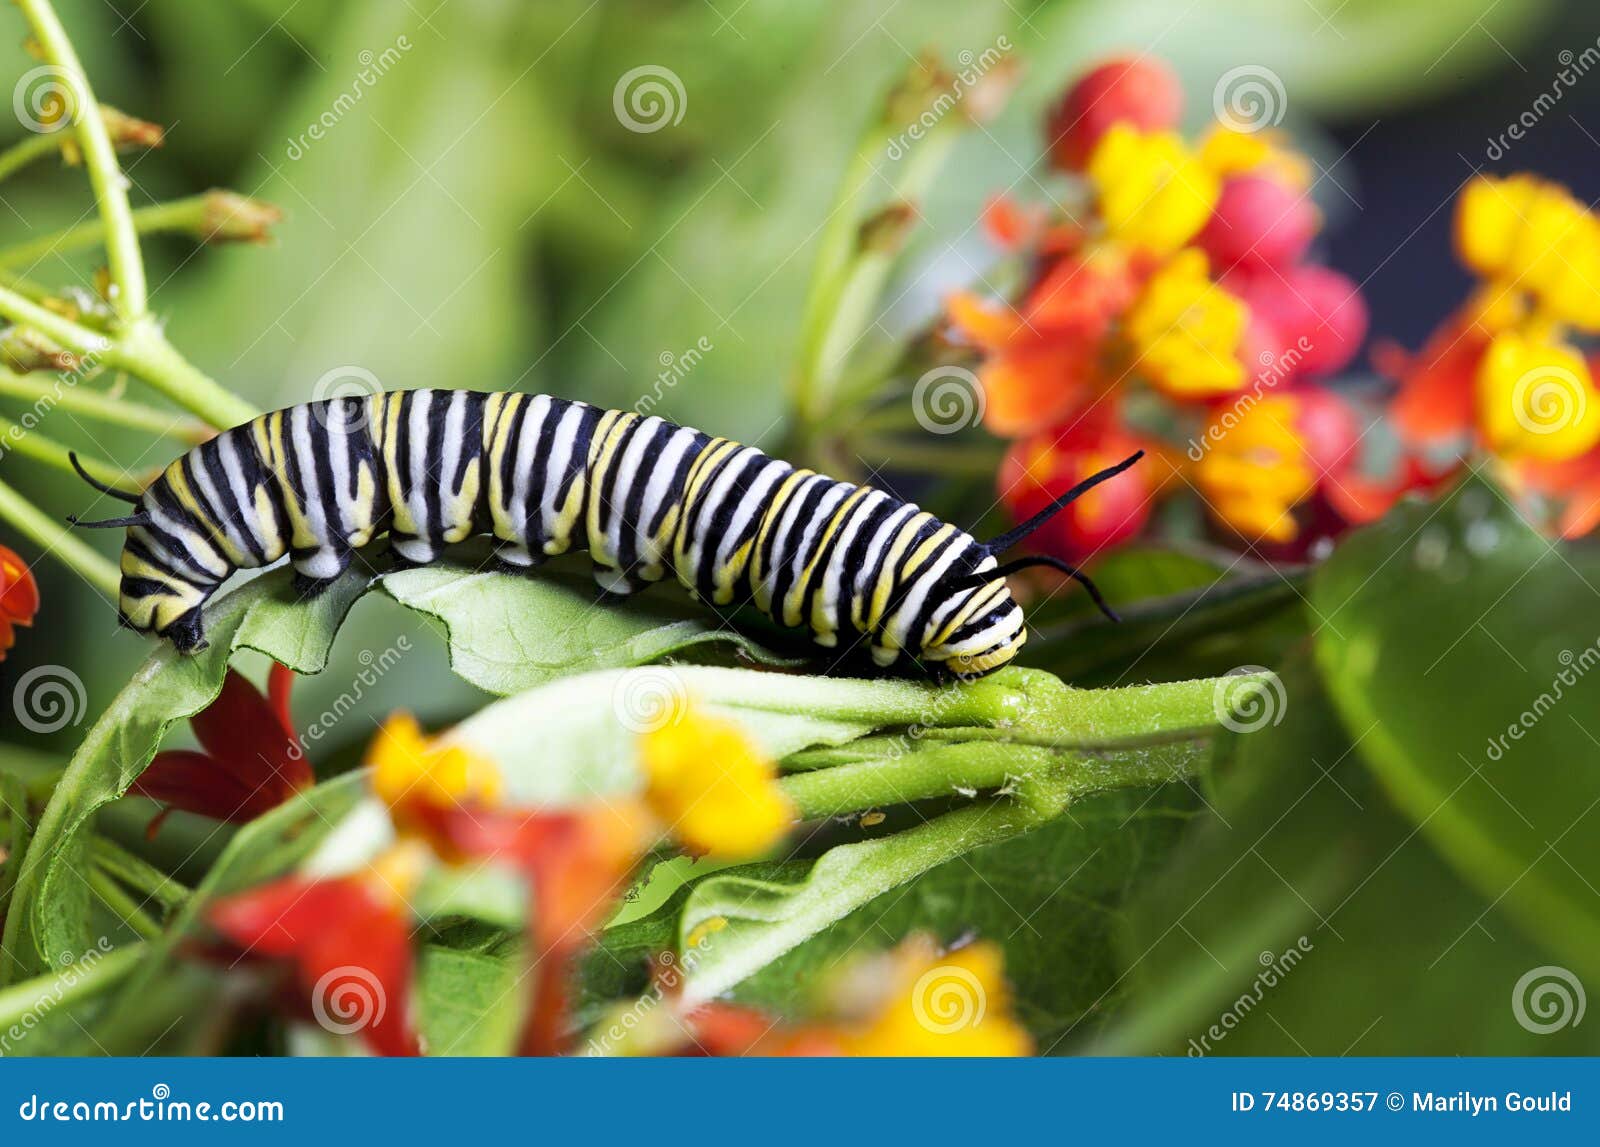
0,0,1583,739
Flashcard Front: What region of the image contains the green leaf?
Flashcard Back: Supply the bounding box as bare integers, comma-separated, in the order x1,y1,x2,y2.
0,942,144,1057
378,560,794,697
1312,473,1600,981
0,568,368,983
1103,648,1598,1055
415,921,528,1057
676,747,1207,1008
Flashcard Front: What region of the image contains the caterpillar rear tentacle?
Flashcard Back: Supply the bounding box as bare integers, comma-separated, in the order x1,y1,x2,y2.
70,392,1140,676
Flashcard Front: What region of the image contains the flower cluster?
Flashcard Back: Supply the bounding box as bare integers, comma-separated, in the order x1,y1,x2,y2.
949,56,1367,556
1374,174,1600,536
175,678,1029,1057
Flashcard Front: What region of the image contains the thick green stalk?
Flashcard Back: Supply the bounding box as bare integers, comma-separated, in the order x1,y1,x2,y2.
0,941,143,1031
13,0,147,322
0,370,206,439
0,473,120,597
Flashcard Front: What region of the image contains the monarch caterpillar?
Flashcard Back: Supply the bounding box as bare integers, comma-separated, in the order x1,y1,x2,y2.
70,391,1140,676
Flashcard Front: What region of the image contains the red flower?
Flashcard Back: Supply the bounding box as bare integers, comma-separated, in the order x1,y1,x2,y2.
998,420,1159,560
416,801,651,1055
0,544,39,660
210,870,421,1057
1226,263,1368,381
132,662,313,834
1196,173,1318,273
1045,56,1183,173
1375,317,1489,448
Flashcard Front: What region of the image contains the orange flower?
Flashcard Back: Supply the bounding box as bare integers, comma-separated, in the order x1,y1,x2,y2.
997,421,1157,560
0,544,39,660
1377,318,1490,448
946,247,1135,437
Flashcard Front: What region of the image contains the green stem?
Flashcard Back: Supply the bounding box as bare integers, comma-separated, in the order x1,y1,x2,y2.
106,318,256,429
0,474,120,597
0,194,210,269
0,282,256,428
0,941,143,1030
789,69,967,433
0,131,58,184
781,740,1207,820
14,0,148,323
0,369,206,439
86,868,163,940
0,411,135,488
90,835,189,912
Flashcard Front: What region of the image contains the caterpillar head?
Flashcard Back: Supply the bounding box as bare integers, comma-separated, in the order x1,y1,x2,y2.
66,454,214,653
919,448,1146,678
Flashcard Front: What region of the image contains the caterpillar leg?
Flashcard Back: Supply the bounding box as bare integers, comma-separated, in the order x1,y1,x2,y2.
592,565,650,599
291,547,351,599
165,607,209,655
491,541,545,578
388,534,440,569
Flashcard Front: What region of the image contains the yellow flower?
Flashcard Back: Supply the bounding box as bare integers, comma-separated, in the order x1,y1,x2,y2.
638,702,794,858
1198,126,1312,188
1476,332,1600,462
1455,175,1600,332
1087,124,1219,256
368,711,504,832
1124,249,1250,397
1193,395,1316,541
842,940,1033,1057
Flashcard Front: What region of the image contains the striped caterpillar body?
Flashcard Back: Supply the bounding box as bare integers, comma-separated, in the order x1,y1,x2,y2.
72,390,1139,677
